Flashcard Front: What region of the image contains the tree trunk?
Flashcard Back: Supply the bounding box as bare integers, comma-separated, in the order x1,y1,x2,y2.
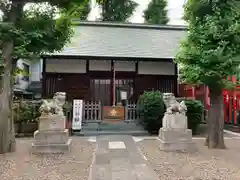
0,2,23,154
205,88,226,149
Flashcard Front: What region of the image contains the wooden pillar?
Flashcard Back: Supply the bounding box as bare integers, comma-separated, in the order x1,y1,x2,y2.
174,63,178,96
111,60,116,106
41,57,46,98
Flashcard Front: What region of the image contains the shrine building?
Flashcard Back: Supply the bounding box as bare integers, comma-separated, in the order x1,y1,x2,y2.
41,21,187,106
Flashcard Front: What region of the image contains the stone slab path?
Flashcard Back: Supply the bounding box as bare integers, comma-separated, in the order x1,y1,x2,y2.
89,135,159,180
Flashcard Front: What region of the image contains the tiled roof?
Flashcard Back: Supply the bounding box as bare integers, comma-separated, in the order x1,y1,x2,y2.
52,21,187,59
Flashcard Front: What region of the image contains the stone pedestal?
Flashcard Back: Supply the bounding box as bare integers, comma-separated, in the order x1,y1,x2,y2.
31,114,72,154
158,113,196,152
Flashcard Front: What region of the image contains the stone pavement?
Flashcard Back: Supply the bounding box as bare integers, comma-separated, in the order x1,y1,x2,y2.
89,135,159,180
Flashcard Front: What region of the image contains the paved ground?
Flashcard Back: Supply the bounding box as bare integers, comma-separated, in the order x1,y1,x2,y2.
90,135,159,180
0,137,95,180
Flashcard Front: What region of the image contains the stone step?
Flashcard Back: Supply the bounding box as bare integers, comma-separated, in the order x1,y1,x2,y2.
74,130,149,136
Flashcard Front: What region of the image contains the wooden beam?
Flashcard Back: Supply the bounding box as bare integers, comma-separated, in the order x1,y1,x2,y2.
42,55,174,63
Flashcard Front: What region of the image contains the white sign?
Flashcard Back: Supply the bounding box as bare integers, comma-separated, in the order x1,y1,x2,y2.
72,99,83,130
120,91,127,100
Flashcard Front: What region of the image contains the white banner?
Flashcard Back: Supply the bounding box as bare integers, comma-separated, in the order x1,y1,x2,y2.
72,99,83,130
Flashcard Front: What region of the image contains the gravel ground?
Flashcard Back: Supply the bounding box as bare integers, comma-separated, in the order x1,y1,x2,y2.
138,138,240,180
193,124,237,138
0,137,96,180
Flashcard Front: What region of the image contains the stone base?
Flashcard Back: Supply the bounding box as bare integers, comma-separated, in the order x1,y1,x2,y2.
31,139,72,154
158,128,196,152
31,129,72,154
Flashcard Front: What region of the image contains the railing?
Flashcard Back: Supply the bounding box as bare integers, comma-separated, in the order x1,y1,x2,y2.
125,103,140,122
82,101,102,123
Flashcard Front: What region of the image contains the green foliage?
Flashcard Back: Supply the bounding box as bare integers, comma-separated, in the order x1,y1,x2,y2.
99,0,138,22
63,0,90,20
13,101,41,124
176,0,240,92
144,0,169,25
0,4,74,60
137,91,166,134
0,0,88,61
185,99,204,134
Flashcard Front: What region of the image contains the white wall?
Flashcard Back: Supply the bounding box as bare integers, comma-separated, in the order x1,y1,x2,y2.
45,59,175,75
46,59,86,73
138,61,175,75
89,60,136,71
115,61,135,71
89,60,111,71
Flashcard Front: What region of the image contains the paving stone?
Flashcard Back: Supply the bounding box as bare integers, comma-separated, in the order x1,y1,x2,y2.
95,153,110,165
132,164,159,180
109,149,129,159
110,159,132,172
92,164,111,180
91,135,159,180
111,170,136,180
108,141,126,149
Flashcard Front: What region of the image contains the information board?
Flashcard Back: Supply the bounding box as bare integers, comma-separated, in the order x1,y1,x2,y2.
72,99,83,130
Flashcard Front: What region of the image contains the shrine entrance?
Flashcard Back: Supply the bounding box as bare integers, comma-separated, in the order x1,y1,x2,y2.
74,100,146,136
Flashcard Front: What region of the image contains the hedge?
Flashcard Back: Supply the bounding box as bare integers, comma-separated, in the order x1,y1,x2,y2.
137,91,166,134
184,99,204,134
137,91,203,135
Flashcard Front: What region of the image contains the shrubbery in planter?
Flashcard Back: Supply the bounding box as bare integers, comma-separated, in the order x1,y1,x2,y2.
184,99,204,134
137,91,166,134
13,101,41,134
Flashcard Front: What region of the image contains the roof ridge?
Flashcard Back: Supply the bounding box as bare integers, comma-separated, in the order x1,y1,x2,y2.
71,20,187,31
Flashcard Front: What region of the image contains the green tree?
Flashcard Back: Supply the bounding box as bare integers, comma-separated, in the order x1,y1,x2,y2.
0,0,87,154
65,0,90,20
176,0,240,148
144,0,169,25
98,0,138,22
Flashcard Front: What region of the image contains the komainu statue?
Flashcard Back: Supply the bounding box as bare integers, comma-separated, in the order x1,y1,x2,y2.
158,93,196,151
162,93,188,130
39,92,66,116
163,93,187,116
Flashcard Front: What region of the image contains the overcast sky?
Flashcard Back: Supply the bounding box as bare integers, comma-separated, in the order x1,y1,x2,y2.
88,0,187,25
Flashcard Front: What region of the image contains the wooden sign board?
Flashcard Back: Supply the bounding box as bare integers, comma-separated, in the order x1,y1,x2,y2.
72,99,83,130
103,106,125,122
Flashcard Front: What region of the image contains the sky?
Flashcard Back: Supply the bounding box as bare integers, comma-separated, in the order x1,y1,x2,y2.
88,0,187,25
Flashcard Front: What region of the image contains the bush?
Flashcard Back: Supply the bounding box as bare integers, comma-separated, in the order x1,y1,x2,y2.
185,99,204,134
137,91,166,134
13,101,41,124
